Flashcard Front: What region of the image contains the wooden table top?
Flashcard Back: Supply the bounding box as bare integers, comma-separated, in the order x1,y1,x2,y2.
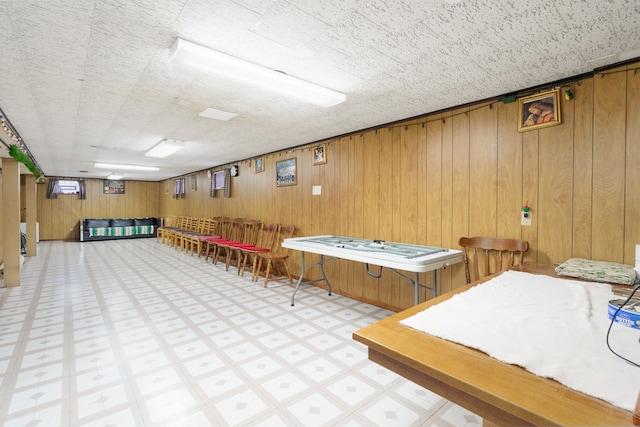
352,263,635,426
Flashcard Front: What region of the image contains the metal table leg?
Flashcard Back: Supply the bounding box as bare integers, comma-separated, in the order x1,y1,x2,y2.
291,252,334,306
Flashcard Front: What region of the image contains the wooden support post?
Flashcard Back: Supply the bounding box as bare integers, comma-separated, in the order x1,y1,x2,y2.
2,158,21,286
25,174,37,256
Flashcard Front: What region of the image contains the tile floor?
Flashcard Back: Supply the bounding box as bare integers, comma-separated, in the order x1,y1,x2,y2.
0,238,481,426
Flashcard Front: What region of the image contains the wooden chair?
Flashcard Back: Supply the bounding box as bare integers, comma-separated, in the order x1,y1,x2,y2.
459,236,529,284
204,217,230,262
163,216,186,246
235,223,279,277
207,218,245,265
156,215,175,243
193,218,221,258
184,218,215,256
173,216,195,250
254,225,296,287
222,219,262,271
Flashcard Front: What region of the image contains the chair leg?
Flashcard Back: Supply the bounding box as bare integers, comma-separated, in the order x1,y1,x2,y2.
253,258,263,282
238,253,247,276
263,260,273,288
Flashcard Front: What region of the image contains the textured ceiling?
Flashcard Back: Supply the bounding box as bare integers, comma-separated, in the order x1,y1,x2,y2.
0,0,638,181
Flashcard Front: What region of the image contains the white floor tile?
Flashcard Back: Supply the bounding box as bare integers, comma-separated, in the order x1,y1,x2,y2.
0,240,480,427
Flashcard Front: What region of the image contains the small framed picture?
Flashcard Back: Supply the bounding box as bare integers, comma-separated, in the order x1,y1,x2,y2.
255,157,264,173
312,144,327,165
518,89,562,132
104,180,125,194
191,174,197,191
276,158,297,187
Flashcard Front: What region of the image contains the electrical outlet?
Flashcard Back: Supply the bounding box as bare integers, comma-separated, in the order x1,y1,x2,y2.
521,211,532,226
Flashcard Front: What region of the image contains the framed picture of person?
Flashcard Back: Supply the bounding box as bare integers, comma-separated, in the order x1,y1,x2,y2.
518,89,561,132
254,157,264,173
276,158,297,187
312,144,327,165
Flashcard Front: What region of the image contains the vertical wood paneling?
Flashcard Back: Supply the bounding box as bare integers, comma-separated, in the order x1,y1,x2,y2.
401,125,419,244
538,92,575,264
451,109,470,286
377,128,394,305
625,64,640,266
496,101,522,240
440,113,455,294
36,179,160,240
469,104,498,237
592,66,627,262
32,71,640,311
521,130,539,261
573,79,594,259
362,130,381,302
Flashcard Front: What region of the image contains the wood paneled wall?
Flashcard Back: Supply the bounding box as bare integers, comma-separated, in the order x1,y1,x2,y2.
36,179,160,241
33,62,640,310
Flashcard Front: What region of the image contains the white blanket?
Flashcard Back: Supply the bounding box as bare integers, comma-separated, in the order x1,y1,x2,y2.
400,270,640,411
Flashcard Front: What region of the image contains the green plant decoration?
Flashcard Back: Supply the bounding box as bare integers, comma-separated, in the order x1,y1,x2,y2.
8,144,43,179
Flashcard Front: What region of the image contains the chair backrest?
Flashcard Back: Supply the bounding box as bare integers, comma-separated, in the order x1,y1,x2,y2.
201,218,215,235
241,219,262,245
226,218,246,242
255,223,279,250
459,236,529,284
272,225,296,256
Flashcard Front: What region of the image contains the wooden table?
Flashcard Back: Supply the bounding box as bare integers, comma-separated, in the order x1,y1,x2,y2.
352,263,635,426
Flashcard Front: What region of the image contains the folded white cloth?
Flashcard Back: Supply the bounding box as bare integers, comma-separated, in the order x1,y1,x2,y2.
400,270,640,411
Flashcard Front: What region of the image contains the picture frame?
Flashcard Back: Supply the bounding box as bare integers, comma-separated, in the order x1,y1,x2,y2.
103,179,125,194
254,157,264,173
191,174,197,191
276,158,297,187
518,89,561,132
312,144,327,165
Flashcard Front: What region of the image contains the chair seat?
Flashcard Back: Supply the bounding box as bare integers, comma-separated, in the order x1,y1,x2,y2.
198,234,220,241
227,242,262,249
238,245,270,251
204,236,226,242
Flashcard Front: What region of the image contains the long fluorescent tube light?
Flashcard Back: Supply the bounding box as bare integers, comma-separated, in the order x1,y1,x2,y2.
106,174,124,180
145,139,185,158
169,38,346,107
94,163,160,171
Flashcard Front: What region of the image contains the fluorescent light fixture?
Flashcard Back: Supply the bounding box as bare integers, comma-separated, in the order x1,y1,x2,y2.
145,139,185,158
106,174,124,180
94,163,160,171
169,38,346,107
199,107,237,121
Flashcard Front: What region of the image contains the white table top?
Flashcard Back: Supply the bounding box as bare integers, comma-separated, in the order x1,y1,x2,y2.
283,235,462,273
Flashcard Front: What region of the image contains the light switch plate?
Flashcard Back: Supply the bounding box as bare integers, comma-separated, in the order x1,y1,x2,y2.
312,185,321,195
521,211,532,226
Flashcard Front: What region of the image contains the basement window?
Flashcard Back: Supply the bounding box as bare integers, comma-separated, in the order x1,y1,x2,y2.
57,180,80,194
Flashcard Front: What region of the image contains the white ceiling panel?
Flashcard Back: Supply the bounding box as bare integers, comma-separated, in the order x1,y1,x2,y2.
0,0,637,181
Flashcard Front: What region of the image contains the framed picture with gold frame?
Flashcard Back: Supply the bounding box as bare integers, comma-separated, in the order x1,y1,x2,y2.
254,157,264,173
276,158,297,187
312,144,327,165
518,89,561,132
